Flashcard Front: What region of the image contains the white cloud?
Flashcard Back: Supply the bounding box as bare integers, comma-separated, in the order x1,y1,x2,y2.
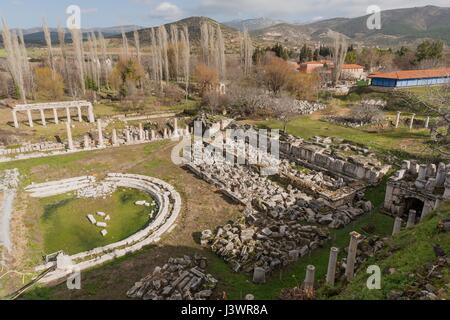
150,2,182,20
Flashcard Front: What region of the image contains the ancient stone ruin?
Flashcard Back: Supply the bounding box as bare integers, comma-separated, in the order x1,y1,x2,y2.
185,121,389,280
127,255,218,300
27,173,181,285
384,160,450,223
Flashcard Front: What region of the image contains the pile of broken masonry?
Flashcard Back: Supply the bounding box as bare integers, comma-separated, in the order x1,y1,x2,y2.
127,255,218,300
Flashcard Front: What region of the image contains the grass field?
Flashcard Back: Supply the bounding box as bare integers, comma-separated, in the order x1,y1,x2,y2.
39,188,155,255
248,115,433,160
325,203,450,300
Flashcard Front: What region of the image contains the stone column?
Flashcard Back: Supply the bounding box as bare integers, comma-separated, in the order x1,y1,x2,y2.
326,247,339,286
409,114,415,130
112,129,118,146
27,109,34,127
66,122,74,150
150,130,156,141
139,123,144,141
392,217,403,236
436,163,446,186
418,165,427,180
77,106,83,122
185,125,190,136
97,119,105,148
345,231,361,281
304,265,315,291
53,108,59,124
12,110,19,128
395,112,401,128
125,128,131,144
88,104,95,123
406,210,416,229
84,135,91,150
40,109,47,126
66,107,71,124
173,118,179,137
444,173,450,199
253,267,266,284
425,116,430,129
163,128,168,139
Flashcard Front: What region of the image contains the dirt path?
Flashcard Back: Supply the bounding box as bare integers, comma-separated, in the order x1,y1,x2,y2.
0,190,15,254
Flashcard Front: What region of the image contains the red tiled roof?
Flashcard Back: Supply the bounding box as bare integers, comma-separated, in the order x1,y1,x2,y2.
368,68,450,80
342,64,364,70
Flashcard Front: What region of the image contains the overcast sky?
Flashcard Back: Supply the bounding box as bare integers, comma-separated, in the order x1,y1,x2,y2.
0,0,448,28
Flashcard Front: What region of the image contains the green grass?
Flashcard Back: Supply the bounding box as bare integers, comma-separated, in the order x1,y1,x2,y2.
252,116,432,160
39,188,155,255
327,203,450,300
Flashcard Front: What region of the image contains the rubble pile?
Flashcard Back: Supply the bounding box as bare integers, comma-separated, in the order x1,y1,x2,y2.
76,180,117,199
201,218,329,274
0,168,20,191
127,255,218,300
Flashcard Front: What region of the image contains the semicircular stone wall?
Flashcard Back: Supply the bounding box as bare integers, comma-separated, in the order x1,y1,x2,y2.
26,173,181,284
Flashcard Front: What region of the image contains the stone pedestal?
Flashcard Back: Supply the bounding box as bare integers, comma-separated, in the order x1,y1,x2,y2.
66,122,74,150
304,265,315,291
27,109,33,127
392,217,403,235
112,129,118,146
409,114,415,130
253,267,266,284
425,116,430,129
326,247,339,286
12,110,19,128
66,107,71,124
406,210,416,229
77,106,83,122
345,231,361,281
395,112,401,128
40,109,47,126
97,119,105,148
88,105,95,123
53,108,59,124
84,135,91,150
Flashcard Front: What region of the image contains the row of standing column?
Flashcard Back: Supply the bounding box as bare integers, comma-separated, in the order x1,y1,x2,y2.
12,105,95,128
395,112,430,130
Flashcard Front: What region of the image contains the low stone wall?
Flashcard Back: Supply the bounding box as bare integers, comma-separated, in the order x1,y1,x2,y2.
28,174,181,285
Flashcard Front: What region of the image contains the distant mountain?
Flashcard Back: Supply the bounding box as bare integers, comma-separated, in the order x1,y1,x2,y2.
1,25,143,45
223,18,286,31
250,5,450,47
121,17,241,51
305,5,450,45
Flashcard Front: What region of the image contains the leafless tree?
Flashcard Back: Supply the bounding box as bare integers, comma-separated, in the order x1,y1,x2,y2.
240,28,254,76
331,32,347,86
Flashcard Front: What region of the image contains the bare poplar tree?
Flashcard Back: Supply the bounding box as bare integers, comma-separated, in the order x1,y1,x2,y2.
158,25,170,81
170,24,179,80
216,24,226,80
70,28,86,96
98,32,111,89
134,30,142,66
180,25,191,99
331,32,347,86
42,19,55,76
121,29,130,59
240,28,254,75
200,21,210,66
58,25,73,95
1,19,26,101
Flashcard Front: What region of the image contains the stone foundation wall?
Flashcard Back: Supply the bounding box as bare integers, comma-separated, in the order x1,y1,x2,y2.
29,174,181,285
